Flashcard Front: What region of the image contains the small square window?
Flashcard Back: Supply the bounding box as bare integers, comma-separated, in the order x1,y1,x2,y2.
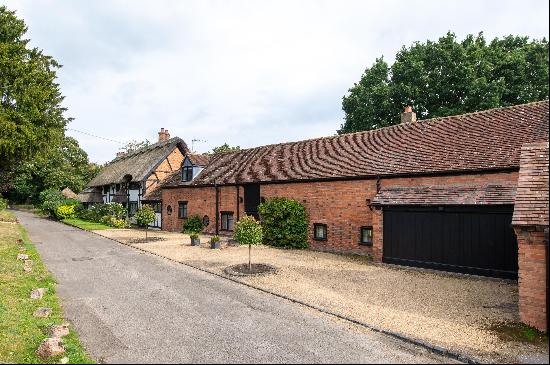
221,212,234,231
178,202,188,219
360,226,373,246
313,223,327,241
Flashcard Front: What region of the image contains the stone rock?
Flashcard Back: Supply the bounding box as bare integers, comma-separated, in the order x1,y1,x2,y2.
17,253,29,260
30,288,48,300
36,338,65,359
19,246,26,252
59,356,69,364
23,260,33,272
33,307,52,318
47,323,70,338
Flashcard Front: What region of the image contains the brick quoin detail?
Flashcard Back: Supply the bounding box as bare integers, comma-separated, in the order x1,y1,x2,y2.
163,170,518,259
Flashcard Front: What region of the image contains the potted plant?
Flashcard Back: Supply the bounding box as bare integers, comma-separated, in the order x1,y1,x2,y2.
210,235,221,249
183,215,204,246
190,233,200,246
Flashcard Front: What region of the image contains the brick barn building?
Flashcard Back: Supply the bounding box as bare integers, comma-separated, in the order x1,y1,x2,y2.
161,101,549,330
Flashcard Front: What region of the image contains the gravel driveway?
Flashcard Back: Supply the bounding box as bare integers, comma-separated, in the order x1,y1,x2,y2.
96,228,549,363
17,211,455,364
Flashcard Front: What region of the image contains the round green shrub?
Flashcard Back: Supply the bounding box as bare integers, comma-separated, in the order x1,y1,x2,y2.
39,188,65,216
135,204,156,227
234,215,263,246
0,196,7,211
182,215,203,234
258,197,309,249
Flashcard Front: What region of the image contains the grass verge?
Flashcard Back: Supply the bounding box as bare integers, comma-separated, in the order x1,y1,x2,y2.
0,210,17,222
62,218,112,231
0,210,94,363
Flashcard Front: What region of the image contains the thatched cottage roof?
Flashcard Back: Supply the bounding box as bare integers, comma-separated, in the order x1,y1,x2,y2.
77,187,103,203
87,137,188,187
61,187,78,199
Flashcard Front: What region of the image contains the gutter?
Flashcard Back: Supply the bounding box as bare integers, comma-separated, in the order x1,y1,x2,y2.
161,167,519,190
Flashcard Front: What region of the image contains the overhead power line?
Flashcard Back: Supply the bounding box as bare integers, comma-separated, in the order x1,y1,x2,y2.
67,128,126,145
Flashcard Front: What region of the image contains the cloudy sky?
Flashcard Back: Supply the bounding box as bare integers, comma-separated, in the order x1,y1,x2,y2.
5,0,549,163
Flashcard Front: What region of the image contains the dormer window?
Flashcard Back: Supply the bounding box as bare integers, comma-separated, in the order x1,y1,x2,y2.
182,165,193,181
181,157,194,182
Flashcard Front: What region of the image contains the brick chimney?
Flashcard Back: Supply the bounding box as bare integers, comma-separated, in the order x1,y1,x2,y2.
158,128,170,142
401,105,417,124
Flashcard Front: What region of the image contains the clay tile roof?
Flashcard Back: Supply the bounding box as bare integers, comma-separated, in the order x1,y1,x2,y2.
163,100,549,187
512,141,549,226
372,184,517,206
187,153,210,166
88,137,189,187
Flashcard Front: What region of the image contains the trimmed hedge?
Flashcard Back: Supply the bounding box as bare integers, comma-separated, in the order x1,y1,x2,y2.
258,197,309,249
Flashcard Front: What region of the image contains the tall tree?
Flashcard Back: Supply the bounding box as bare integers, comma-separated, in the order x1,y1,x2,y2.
0,6,68,185
119,139,151,154
210,143,241,155
7,137,100,203
339,32,549,133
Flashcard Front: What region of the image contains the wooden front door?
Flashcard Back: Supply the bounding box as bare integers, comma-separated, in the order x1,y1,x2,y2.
243,184,261,219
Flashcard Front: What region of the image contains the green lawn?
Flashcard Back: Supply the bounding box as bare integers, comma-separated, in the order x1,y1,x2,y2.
0,210,94,363
0,210,17,222
62,218,112,231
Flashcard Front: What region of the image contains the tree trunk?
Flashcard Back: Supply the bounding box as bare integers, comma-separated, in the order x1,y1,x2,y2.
248,243,251,272
145,225,148,242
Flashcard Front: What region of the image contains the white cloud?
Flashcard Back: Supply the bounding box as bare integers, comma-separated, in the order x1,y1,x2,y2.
5,0,549,162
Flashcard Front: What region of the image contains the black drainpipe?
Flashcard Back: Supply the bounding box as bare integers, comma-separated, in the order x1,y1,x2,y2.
236,185,240,222
215,181,219,235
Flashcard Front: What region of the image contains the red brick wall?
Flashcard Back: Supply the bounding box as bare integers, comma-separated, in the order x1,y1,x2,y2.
162,170,518,257
514,226,548,332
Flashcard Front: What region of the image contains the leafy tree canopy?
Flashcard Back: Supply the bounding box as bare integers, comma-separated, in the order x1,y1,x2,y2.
339,32,549,133
210,143,240,155
0,6,68,174
6,137,100,203
119,139,150,154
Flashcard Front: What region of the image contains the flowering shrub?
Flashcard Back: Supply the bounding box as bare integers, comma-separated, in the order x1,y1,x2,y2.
55,204,76,219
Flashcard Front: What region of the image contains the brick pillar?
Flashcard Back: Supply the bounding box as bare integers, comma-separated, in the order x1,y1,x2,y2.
371,207,383,262
514,225,548,332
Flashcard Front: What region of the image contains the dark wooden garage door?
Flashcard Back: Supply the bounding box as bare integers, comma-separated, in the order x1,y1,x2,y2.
383,206,518,279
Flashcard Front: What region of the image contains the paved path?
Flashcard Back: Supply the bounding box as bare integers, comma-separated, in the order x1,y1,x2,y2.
16,211,454,364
